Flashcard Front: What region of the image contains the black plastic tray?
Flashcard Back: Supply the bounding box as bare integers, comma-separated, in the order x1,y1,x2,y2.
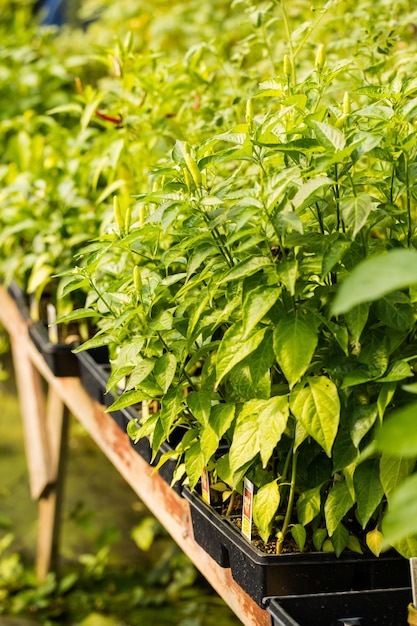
183,489,410,606
265,588,412,626
28,320,80,377
7,281,31,321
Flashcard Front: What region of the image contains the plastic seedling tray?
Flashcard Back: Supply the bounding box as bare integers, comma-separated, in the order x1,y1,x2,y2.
183,489,411,606
7,282,31,321
28,320,80,377
265,587,412,626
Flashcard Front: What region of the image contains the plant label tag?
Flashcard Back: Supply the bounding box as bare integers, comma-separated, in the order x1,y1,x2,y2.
201,467,210,504
241,477,254,541
47,303,58,344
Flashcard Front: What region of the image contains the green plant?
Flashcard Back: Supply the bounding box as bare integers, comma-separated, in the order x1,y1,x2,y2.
332,247,417,551
65,0,417,561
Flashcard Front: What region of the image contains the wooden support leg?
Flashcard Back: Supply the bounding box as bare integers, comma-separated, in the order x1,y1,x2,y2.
37,389,69,581
11,334,70,580
10,335,50,500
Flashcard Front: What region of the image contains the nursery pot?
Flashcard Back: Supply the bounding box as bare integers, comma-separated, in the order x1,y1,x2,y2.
7,281,31,321
29,320,80,377
265,587,412,626
183,488,411,607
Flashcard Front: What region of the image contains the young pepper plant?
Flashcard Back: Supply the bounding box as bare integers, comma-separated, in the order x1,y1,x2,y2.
67,1,417,558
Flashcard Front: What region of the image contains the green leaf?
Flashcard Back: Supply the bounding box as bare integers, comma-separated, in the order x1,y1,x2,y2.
312,120,346,152
313,528,328,551
330,523,349,557
377,402,417,456
392,536,417,559
296,484,322,525
229,407,259,472
108,389,153,411
28,263,54,294
187,390,212,426
273,314,318,388
154,353,177,393
332,428,359,472
291,524,307,552
324,481,354,536
216,322,267,386
95,179,126,206
159,386,184,436
344,303,369,343
253,481,280,544
258,396,289,467
292,176,333,212
242,285,281,336
377,360,412,382
56,308,99,324
377,292,415,331
185,441,206,490
354,459,384,528
380,454,415,502
377,382,397,420
382,473,417,546
278,260,298,296
343,462,357,501
366,528,384,556
106,365,132,392
290,377,340,456
321,239,350,279
216,453,249,490
228,346,272,401
126,359,155,390
199,424,220,463
340,193,373,240
218,256,272,284
347,534,363,554
187,243,217,277
332,249,417,315
210,403,236,438
148,310,173,331
350,404,378,448
362,339,390,378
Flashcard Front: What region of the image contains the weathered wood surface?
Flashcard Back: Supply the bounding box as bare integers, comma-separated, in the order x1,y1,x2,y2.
0,286,270,626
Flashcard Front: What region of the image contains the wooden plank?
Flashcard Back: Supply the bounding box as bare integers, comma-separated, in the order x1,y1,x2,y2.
10,334,51,500
47,383,270,626
36,392,70,580
0,286,271,626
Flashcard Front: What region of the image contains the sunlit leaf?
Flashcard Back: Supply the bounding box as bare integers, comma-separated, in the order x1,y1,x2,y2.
253,481,280,544
290,377,340,456
380,454,415,502
382,474,417,547
354,459,384,528
377,404,417,456
216,322,267,386
332,249,417,315
273,314,318,388
340,193,373,240
325,482,354,537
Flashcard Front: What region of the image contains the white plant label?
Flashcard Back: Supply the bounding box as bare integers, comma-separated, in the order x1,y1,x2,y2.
241,477,254,541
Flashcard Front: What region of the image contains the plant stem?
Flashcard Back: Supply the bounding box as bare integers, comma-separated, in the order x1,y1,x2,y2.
276,449,298,555
226,490,236,517
334,164,342,232
280,0,296,84
200,207,234,268
281,442,293,482
405,155,412,246
157,331,197,391
89,276,117,317
314,201,325,234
